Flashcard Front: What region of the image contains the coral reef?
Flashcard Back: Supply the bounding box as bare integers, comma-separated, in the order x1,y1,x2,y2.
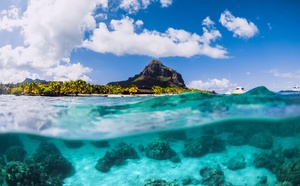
227,133,247,146
276,157,300,185
181,176,192,185
2,161,34,186
63,140,85,149
283,147,299,159
253,148,284,172
227,153,246,170
253,148,300,185
90,140,110,148
0,154,6,167
182,135,225,157
199,165,225,186
249,133,273,149
32,141,62,162
144,178,180,186
95,142,139,173
145,139,177,160
5,146,27,162
158,130,187,142
181,176,200,185
1,141,73,186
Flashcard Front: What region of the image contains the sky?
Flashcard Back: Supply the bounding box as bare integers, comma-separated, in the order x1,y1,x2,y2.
0,0,299,93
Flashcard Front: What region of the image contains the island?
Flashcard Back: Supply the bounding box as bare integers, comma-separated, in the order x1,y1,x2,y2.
0,60,213,96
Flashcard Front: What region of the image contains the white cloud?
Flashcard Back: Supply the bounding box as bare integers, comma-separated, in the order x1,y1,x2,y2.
220,10,258,39
135,20,144,27
119,0,173,13
267,23,272,30
46,63,92,82
0,6,23,32
0,0,108,83
268,69,300,79
188,78,233,93
160,0,172,7
120,0,140,14
94,13,108,20
141,0,151,8
202,16,215,28
83,16,228,58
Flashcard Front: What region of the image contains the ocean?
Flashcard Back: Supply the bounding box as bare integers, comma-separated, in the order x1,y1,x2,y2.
0,86,299,186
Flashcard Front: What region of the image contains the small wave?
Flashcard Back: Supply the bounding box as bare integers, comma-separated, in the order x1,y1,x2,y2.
1,88,300,139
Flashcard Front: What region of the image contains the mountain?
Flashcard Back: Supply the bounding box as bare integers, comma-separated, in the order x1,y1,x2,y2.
108,60,186,88
22,78,48,83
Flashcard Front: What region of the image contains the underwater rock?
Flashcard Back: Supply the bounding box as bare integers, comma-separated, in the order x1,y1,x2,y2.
42,154,73,179
227,133,247,146
182,135,225,157
0,134,23,153
260,175,268,184
13,141,74,185
158,130,187,142
253,148,285,173
2,161,33,186
181,176,192,185
274,181,293,186
32,141,61,162
2,161,69,186
199,165,225,186
249,133,273,149
181,176,200,185
254,175,268,186
227,153,246,170
95,142,139,173
144,178,180,186
283,147,299,159
0,154,5,167
145,139,177,160
90,140,110,148
5,146,27,162
169,155,181,163
276,157,300,185
63,140,85,149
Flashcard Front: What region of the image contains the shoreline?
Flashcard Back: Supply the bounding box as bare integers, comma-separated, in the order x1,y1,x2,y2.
0,93,178,97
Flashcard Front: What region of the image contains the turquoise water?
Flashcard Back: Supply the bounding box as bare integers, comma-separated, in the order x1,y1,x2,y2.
0,86,300,185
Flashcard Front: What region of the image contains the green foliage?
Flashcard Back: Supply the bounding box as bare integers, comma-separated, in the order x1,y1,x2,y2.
9,79,212,96
11,87,23,95
157,76,171,82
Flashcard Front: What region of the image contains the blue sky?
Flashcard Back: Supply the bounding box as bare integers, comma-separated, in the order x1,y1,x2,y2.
0,0,299,92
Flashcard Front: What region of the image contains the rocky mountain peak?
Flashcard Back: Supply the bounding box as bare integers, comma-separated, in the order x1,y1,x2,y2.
108,59,186,88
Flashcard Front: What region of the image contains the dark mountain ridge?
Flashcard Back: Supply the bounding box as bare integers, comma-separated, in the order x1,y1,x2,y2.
22,78,47,84
108,60,186,88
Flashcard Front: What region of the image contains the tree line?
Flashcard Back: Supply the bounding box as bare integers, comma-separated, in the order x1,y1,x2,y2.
0,80,211,96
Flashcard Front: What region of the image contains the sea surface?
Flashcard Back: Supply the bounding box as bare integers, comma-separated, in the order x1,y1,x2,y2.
0,86,300,186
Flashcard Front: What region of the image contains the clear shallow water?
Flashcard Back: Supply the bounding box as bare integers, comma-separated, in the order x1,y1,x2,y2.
1,86,300,139
0,86,300,185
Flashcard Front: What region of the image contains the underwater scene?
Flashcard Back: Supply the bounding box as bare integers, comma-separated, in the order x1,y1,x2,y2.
0,86,300,186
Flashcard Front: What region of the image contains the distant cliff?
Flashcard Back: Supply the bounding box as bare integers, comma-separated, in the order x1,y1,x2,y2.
22,78,47,83
108,60,186,88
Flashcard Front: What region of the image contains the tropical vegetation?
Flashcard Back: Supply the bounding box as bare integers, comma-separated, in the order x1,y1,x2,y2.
0,79,211,96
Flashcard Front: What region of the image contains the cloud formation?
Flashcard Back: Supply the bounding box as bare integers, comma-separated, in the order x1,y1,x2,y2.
188,78,233,93
83,16,228,58
0,0,107,83
220,10,258,39
268,69,300,79
119,0,173,13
